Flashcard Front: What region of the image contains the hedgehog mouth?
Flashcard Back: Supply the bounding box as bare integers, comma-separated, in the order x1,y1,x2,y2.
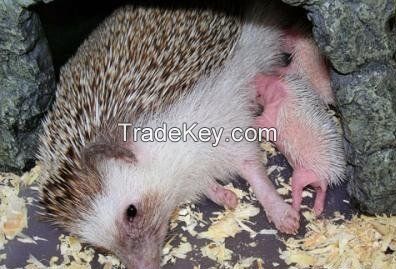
119,248,161,269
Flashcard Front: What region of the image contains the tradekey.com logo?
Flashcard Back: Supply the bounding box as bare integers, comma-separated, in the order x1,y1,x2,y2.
118,122,277,147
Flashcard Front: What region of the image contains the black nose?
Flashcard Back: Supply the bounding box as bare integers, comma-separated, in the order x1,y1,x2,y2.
126,204,137,221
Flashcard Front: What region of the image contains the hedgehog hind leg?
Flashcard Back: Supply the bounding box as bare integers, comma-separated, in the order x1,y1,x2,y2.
292,168,328,216
239,160,300,234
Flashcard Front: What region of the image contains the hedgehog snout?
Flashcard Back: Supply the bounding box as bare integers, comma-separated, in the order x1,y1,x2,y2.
115,220,165,269
110,191,173,269
120,251,161,269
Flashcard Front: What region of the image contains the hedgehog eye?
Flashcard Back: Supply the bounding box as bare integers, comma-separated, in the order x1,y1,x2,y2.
126,204,137,221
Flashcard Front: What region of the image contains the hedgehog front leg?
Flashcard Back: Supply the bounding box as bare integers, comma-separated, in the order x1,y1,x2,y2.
205,181,238,209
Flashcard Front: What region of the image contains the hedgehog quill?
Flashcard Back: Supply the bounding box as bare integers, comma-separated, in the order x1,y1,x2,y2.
38,3,345,269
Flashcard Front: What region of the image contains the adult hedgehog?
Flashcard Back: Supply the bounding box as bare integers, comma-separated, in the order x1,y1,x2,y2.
38,4,345,269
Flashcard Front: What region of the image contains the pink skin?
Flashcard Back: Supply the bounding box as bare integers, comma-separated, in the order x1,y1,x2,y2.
207,29,332,231
292,168,327,215
240,160,300,234
254,35,333,217
284,29,333,214
282,29,334,105
253,29,334,217
206,182,239,209
205,163,300,234
255,73,328,217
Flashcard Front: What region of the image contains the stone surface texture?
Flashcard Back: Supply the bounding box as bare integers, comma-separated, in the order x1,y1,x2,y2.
0,0,55,173
282,0,396,214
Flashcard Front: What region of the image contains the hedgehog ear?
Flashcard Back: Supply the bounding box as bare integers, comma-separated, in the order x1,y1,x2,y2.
82,141,136,168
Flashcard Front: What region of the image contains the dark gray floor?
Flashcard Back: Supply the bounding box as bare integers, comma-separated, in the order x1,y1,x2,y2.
2,150,354,269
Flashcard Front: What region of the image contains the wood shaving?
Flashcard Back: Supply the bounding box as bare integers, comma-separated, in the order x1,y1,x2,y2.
280,214,396,269
33,236,48,242
301,210,316,222
20,166,41,186
258,228,277,235
0,178,28,241
232,257,262,269
25,254,48,269
56,235,95,268
165,183,269,268
198,202,260,242
201,242,233,263
9,164,393,269
162,237,193,266
97,253,125,269
171,204,205,237
260,141,277,156
0,166,40,259
16,233,37,244
25,234,124,269
267,165,284,176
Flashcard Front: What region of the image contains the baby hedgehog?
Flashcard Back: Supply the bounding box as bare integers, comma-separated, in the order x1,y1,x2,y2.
38,4,345,269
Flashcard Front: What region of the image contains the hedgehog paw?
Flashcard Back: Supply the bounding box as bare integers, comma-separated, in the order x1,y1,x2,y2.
206,182,238,210
265,200,300,235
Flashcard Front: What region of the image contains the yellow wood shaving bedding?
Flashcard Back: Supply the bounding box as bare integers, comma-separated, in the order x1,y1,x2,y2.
97,254,124,269
201,242,233,263
0,166,41,259
165,183,265,268
25,235,124,269
260,141,277,156
237,257,264,269
193,184,270,268
280,214,396,269
198,202,260,242
162,236,193,266
3,163,396,269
